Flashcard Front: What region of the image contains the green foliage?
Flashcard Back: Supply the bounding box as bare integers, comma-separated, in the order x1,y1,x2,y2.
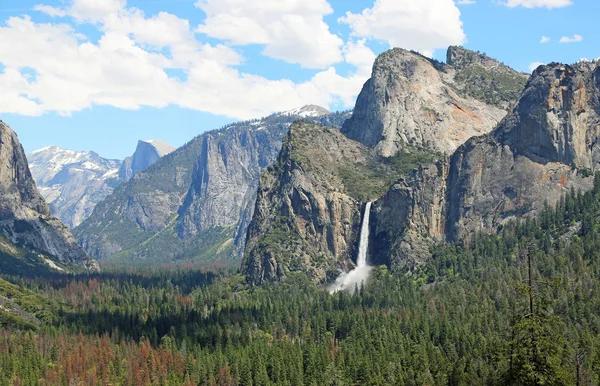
454,62,527,108
5,175,600,384
0,278,62,328
338,163,393,202
111,223,236,266
381,147,438,176
339,147,437,202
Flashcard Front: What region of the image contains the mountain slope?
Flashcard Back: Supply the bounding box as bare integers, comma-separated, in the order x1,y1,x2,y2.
342,46,528,157
371,60,600,269
242,56,600,285
74,106,347,264
28,147,122,228
0,121,97,273
242,46,527,285
242,121,436,285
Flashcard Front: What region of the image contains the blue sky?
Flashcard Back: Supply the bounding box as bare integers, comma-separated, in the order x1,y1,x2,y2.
0,0,597,159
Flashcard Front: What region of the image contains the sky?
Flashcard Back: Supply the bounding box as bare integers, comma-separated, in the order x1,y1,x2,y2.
0,0,598,159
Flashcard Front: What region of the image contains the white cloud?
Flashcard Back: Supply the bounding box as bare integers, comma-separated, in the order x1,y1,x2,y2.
528,61,544,72
457,0,476,4
343,40,377,77
194,0,343,69
559,34,583,43
499,0,572,8
339,0,466,57
0,1,375,120
540,36,550,43
36,0,126,22
33,5,66,18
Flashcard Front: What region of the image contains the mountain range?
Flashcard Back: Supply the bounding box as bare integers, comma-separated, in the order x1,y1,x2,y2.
243,46,529,284
73,107,350,265
244,50,600,285
2,38,600,384
5,45,599,290
27,139,174,229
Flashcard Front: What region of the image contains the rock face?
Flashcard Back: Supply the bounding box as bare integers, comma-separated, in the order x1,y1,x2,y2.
243,123,362,285
342,46,528,157
28,139,174,229
242,58,600,285
28,147,122,228
242,121,402,285
176,126,283,256
0,121,97,272
75,106,346,263
371,61,599,268
118,140,175,181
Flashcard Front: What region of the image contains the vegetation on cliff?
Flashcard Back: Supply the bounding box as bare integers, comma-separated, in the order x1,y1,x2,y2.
3,179,600,385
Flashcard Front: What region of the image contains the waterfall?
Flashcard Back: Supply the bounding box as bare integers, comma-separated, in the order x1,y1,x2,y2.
329,202,373,293
356,201,372,267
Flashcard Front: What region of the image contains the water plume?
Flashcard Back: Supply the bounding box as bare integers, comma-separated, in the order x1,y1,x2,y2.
329,202,373,293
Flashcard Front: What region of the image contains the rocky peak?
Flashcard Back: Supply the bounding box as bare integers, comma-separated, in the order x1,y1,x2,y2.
370,60,600,269
0,121,97,272
342,47,520,157
242,120,412,285
0,122,48,215
118,139,175,181
243,121,368,285
493,61,600,169
28,146,121,185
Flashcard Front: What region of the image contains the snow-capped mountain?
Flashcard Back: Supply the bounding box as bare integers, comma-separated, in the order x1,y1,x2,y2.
281,105,330,118
28,146,123,229
28,139,176,229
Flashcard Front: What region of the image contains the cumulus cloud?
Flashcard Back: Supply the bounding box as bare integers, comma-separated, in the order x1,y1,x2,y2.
339,0,466,57
36,0,126,22
194,0,343,69
343,40,377,77
559,34,583,43
499,0,572,8
457,0,476,4
528,61,545,72
540,36,550,43
0,1,375,119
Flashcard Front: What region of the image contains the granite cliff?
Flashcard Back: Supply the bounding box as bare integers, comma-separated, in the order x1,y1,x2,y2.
342,46,528,156
0,121,97,273
371,60,599,269
118,140,175,182
74,107,348,264
243,46,526,284
243,53,600,285
242,121,434,285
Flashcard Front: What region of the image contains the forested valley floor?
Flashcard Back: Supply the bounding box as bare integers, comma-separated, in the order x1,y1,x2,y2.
4,178,600,385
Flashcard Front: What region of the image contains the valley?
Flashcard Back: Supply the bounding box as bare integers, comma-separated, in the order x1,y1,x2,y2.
1,40,600,385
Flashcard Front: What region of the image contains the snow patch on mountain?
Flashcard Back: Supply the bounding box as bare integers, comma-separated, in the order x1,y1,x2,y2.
281,105,330,118
27,147,123,228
